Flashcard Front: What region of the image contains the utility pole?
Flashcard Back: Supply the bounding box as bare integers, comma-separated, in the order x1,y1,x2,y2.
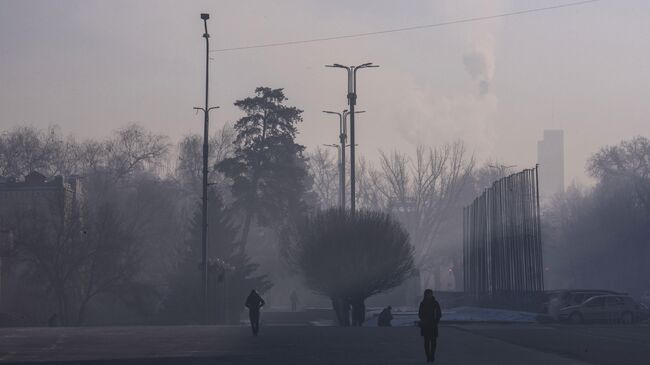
325,63,378,215
194,13,219,325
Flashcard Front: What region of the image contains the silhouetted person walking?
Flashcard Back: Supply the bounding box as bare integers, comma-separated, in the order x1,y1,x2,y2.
47,313,58,327
377,306,393,327
290,290,299,312
245,289,265,336
418,289,441,363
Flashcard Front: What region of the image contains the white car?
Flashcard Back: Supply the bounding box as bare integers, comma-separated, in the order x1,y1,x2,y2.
558,295,645,324
547,290,618,320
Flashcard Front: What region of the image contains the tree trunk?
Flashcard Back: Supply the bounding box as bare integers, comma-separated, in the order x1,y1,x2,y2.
351,297,366,327
433,265,441,290
76,301,88,326
55,287,68,326
239,210,253,250
331,298,342,325
331,297,351,327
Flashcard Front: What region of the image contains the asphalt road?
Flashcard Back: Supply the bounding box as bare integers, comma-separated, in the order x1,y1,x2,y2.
454,323,650,365
0,323,647,364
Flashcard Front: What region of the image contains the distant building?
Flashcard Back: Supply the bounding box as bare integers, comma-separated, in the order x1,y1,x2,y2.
537,130,564,201
0,171,83,314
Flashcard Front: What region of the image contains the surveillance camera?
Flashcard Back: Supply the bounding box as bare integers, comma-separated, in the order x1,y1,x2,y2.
200,13,209,20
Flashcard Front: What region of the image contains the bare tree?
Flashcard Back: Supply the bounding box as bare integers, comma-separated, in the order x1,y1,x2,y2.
0,124,182,324
471,161,514,193
355,157,384,211
175,125,235,195
103,124,170,181
10,190,139,325
369,142,474,272
0,124,170,183
0,126,79,178
587,136,650,214
307,147,339,208
303,142,475,289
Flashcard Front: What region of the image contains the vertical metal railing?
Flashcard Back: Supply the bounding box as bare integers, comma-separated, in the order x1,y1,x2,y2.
462,167,544,306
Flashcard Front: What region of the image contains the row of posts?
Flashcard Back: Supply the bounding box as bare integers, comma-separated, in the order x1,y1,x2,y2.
462,166,544,306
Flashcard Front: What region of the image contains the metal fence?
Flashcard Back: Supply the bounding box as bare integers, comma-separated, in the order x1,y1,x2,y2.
463,166,544,304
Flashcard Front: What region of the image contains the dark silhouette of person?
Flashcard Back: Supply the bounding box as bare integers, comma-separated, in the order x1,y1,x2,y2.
47,313,58,327
418,289,442,363
290,290,299,312
377,306,393,327
245,289,265,336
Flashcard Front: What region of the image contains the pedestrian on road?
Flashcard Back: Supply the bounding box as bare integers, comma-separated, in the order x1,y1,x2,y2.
377,306,393,327
47,313,58,327
245,289,265,336
418,289,442,363
290,290,299,312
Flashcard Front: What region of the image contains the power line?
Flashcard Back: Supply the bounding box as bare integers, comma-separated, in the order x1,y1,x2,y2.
211,0,600,53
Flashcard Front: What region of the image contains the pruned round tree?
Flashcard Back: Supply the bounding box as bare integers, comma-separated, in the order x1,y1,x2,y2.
287,209,414,326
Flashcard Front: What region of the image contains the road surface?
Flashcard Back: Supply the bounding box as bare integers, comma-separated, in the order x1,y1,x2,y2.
0,323,647,364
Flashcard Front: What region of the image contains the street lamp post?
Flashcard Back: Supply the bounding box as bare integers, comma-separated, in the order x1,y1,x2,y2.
323,143,342,208
194,13,219,325
323,111,345,209
323,110,365,210
325,63,378,215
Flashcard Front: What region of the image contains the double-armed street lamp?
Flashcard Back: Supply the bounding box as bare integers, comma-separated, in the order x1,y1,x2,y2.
323,142,358,210
325,63,378,215
322,110,365,210
194,13,219,325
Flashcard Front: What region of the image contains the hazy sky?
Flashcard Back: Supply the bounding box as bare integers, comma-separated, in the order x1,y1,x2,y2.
1,0,648,185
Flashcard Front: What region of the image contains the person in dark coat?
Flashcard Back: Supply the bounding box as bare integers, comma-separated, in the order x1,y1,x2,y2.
377,306,393,327
290,290,299,312
418,289,442,362
245,289,265,336
47,313,58,327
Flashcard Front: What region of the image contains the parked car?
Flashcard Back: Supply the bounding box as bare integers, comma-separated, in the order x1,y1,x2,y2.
558,295,645,324
547,289,620,320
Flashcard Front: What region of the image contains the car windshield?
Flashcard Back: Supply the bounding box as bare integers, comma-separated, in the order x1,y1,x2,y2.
584,297,606,307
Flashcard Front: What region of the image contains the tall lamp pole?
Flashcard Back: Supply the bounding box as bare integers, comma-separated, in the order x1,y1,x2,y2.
323,143,342,207
194,13,219,324
322,111,345,209
323,110,365,210
325,63,378,215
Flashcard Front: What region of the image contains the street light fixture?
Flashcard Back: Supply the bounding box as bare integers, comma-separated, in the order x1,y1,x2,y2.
194,12,219,325
323,109,365,210
325,63,378,215
323,111,345,209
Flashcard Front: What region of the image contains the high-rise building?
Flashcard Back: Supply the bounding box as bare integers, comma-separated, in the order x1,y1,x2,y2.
537,130,564,201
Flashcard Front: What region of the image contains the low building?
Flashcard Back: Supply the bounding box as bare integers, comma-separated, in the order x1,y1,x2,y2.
0,171,83,315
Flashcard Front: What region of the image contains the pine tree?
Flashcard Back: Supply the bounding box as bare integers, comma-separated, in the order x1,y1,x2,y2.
163,190,272,324
216,87,314,249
